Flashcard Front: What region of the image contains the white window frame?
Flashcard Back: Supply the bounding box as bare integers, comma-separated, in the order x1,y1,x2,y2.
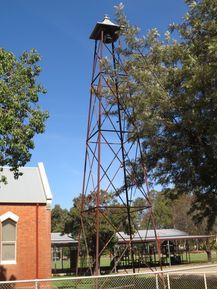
0,212,19,265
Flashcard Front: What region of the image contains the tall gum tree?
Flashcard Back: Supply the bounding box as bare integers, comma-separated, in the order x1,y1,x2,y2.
113,0,217,230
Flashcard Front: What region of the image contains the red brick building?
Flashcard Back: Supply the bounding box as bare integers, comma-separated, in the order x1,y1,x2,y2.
0,163,52,281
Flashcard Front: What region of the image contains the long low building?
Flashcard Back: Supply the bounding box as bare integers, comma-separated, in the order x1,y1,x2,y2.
116,228,214,267
51,233,78,274
52,232,78,247
51,229,214,274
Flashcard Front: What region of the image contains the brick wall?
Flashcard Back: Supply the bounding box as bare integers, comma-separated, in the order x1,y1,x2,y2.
0,204,51,281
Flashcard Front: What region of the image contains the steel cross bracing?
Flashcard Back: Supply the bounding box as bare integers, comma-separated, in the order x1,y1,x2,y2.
77,20,161,277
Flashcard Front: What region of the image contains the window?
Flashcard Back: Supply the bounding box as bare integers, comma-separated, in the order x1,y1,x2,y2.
0,212,19,264
2,219,16,263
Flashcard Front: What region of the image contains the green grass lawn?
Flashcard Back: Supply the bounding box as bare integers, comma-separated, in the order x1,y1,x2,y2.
189,251,217,263
52,251,217,272
53,259,70,269
52,255,111,270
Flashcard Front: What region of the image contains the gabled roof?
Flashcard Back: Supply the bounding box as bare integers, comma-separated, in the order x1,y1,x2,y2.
0,162,52,206
51,233,77,245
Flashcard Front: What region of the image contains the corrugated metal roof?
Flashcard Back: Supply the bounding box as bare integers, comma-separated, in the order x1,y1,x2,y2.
51,233,77,244
0,163,52,204
118,229,189,242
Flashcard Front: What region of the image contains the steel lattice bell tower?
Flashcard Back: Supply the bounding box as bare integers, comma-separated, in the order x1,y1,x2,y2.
77,16,161,277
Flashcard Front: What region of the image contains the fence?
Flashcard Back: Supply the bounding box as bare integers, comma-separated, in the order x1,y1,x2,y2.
0,264,217,289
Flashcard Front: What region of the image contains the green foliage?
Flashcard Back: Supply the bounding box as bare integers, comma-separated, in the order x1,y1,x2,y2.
153,191,208,234
153,192,174,229
136,191,213,234
64,191,119,260
114,0,217,230
51,204,70,232
0,48,48,180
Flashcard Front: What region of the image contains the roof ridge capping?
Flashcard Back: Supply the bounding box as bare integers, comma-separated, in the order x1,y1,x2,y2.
38,162,52,209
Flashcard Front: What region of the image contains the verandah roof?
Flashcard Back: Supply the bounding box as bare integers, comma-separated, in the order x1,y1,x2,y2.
117,229,213,244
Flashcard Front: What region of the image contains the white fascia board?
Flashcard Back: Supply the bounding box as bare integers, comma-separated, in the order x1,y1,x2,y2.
38,162,53,207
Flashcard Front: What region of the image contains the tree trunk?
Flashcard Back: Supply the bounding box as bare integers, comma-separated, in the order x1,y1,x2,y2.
206,250,212,262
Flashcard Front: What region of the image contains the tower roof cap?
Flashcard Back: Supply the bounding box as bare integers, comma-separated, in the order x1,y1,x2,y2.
89,15,120,43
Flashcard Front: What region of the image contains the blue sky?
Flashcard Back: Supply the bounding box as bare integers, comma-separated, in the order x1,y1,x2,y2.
1,0,187,208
